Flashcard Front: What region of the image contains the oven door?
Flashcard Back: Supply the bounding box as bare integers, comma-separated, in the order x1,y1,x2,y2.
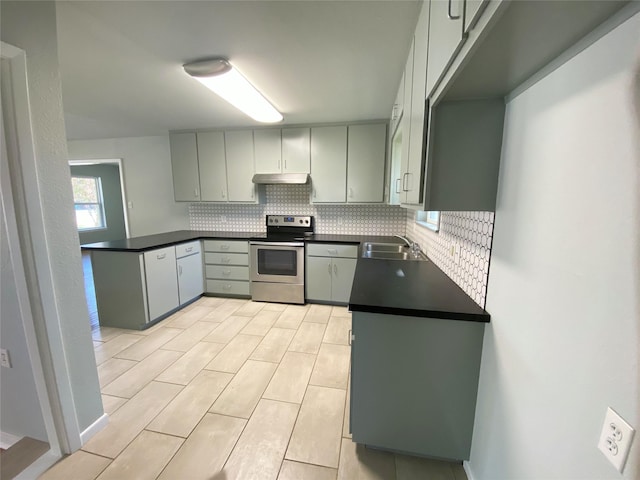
250,242,304,284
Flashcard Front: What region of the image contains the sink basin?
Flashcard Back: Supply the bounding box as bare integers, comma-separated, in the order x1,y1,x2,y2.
362,242,407,253
362,249,428,261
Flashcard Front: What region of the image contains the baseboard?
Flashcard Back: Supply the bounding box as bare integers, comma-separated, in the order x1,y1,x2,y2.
463,460,476,480
14,450,60,480
0,431,22,449
79,414,108,445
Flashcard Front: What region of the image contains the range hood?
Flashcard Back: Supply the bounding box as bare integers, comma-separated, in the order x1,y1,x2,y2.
252,173,310,185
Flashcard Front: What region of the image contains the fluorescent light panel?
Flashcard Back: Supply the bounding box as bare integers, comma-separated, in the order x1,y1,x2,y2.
184,59,282,124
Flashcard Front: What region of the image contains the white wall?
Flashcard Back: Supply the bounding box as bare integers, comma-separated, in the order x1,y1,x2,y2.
469,12,639,480
67,136,189,237
1,1,103,436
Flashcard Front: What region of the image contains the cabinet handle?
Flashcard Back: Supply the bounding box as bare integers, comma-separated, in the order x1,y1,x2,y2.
221,245,230,250
223,284,231,290
284,157,287,170
194,188,199,198
251,188,254,199
402,173,410,192
222,270,231,276
327,262,332,274
447,0,461,20
348,187,354,198
334,264,338,275
395,178,402,194
179,265,183,275
348,329,353,346
222,189,225,199
156,253,166,260
327,248,338,255
222,257,231,263
313,189,317,198
185,246,193,253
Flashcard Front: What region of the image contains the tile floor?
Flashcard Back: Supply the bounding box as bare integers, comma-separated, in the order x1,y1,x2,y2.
39,297,468,480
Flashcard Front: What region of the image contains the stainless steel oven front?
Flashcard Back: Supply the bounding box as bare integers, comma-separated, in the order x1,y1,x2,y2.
249,241,305,304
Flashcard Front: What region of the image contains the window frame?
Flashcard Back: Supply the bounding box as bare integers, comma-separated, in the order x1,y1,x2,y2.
71,175,107,231
415,210,440,232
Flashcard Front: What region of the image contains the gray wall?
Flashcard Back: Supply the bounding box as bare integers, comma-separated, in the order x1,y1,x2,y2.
1,1,103,437
67,136,190,237
70,164,126,244
469,12,639,480
0,213,48,442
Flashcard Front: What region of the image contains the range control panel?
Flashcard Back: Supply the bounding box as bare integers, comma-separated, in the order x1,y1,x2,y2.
267,215,312,226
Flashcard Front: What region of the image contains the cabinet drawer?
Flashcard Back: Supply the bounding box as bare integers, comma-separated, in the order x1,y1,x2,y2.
205,265,249,281
204,240,249,253
175,240,201,258
206,279,250,296
204,252,249,266
306,243,358,258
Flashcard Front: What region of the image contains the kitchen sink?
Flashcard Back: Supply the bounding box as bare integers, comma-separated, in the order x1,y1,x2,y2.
361,243,428,261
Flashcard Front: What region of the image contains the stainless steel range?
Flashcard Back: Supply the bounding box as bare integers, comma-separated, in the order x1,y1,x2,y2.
249,215,314,304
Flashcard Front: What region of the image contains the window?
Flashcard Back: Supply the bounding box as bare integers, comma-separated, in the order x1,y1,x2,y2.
416,210,440,232
72,176,106,230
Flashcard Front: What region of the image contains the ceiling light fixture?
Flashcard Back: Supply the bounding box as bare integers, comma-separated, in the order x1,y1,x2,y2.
183,58,283,124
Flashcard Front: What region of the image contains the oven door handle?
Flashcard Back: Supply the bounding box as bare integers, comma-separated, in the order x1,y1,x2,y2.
250,241,304,247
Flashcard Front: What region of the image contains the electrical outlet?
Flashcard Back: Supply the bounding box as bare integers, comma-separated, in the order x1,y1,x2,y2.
598,407,635,472
453,242,461,266
220,215,226,223
127,201,133,209
0,349,11,368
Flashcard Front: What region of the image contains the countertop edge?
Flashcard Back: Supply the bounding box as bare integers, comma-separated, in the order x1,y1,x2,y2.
348,303,491,323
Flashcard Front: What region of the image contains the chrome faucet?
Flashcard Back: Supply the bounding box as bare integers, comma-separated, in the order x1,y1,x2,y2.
394,234,412,247
394,235,422,256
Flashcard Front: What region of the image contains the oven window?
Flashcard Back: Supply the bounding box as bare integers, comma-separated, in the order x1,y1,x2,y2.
257,249,298,276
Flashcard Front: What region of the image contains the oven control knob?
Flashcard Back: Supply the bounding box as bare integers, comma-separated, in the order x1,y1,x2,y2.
305,219,309,224
299,220,303,224
274,219,278,223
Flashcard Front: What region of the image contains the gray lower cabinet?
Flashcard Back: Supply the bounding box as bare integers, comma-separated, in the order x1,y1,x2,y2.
204,240,250,297
350,311,485,461
176,241,204,305
143,246,179,321
306,244,358,304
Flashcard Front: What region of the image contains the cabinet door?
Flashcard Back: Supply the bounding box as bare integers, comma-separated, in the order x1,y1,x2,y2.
170,132,200,201
254,129,282,174
177,252,204,305
400,40,414,204
464,0,487,33
197,132,228,202
306,256,332,302
426,0,466,98
390,73,405,135
310,126,347,203
330,257,357,304
225,130,257,202
347,124,386,203
404,3,430,205
282,128,310,173
144,246,179,320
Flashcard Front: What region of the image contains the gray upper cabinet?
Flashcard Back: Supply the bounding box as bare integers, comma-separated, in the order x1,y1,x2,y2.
282,128,311,173
426,0,467,98
225,130,257,203
390,72,405,136
197,131,228,202
347,124,387,203
170,132,200,201
310,126,347,203
254,129,282,174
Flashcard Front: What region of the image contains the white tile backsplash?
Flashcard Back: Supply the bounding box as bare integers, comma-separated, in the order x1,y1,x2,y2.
406,211,494,308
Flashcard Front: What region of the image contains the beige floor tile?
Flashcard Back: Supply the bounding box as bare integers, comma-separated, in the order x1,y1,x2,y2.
95,430,182,480
209,360,277,418
288,322,327,354
323,315,352,345
234,300,266,316
241,310,281,336
164,305,213,328
263,351,316,404
147,370,233,437
278,460,337,480
115,327,182,361
451,463,468,480
285,385,346,468
204,334,262,373
126,320,165,336
395,454,457,480
223,399,299,480
202,315,251,344
102,349,183,398
83,381,182,458
273,305,308,329
101,395,127,415
93,334,142,365
96,357,137,388
343,373,352,439
92,327,127,343
262,302,287,312
201,298,246,322
158,413,246,480
199,296,227,307
331,306,352,318
250,328,296,363
304,304,333,324
155,341,224,385
337,439,396,480
160,321,219,351
39,450,111,480
309,343,351,389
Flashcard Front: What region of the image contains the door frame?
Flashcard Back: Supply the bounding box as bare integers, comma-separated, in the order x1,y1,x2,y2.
1,41,83,471
69,159,130,238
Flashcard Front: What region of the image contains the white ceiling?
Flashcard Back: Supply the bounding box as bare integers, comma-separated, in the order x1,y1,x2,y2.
56,1,421,140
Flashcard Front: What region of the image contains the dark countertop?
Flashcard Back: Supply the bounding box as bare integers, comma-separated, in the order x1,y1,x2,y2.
349,258,490,323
